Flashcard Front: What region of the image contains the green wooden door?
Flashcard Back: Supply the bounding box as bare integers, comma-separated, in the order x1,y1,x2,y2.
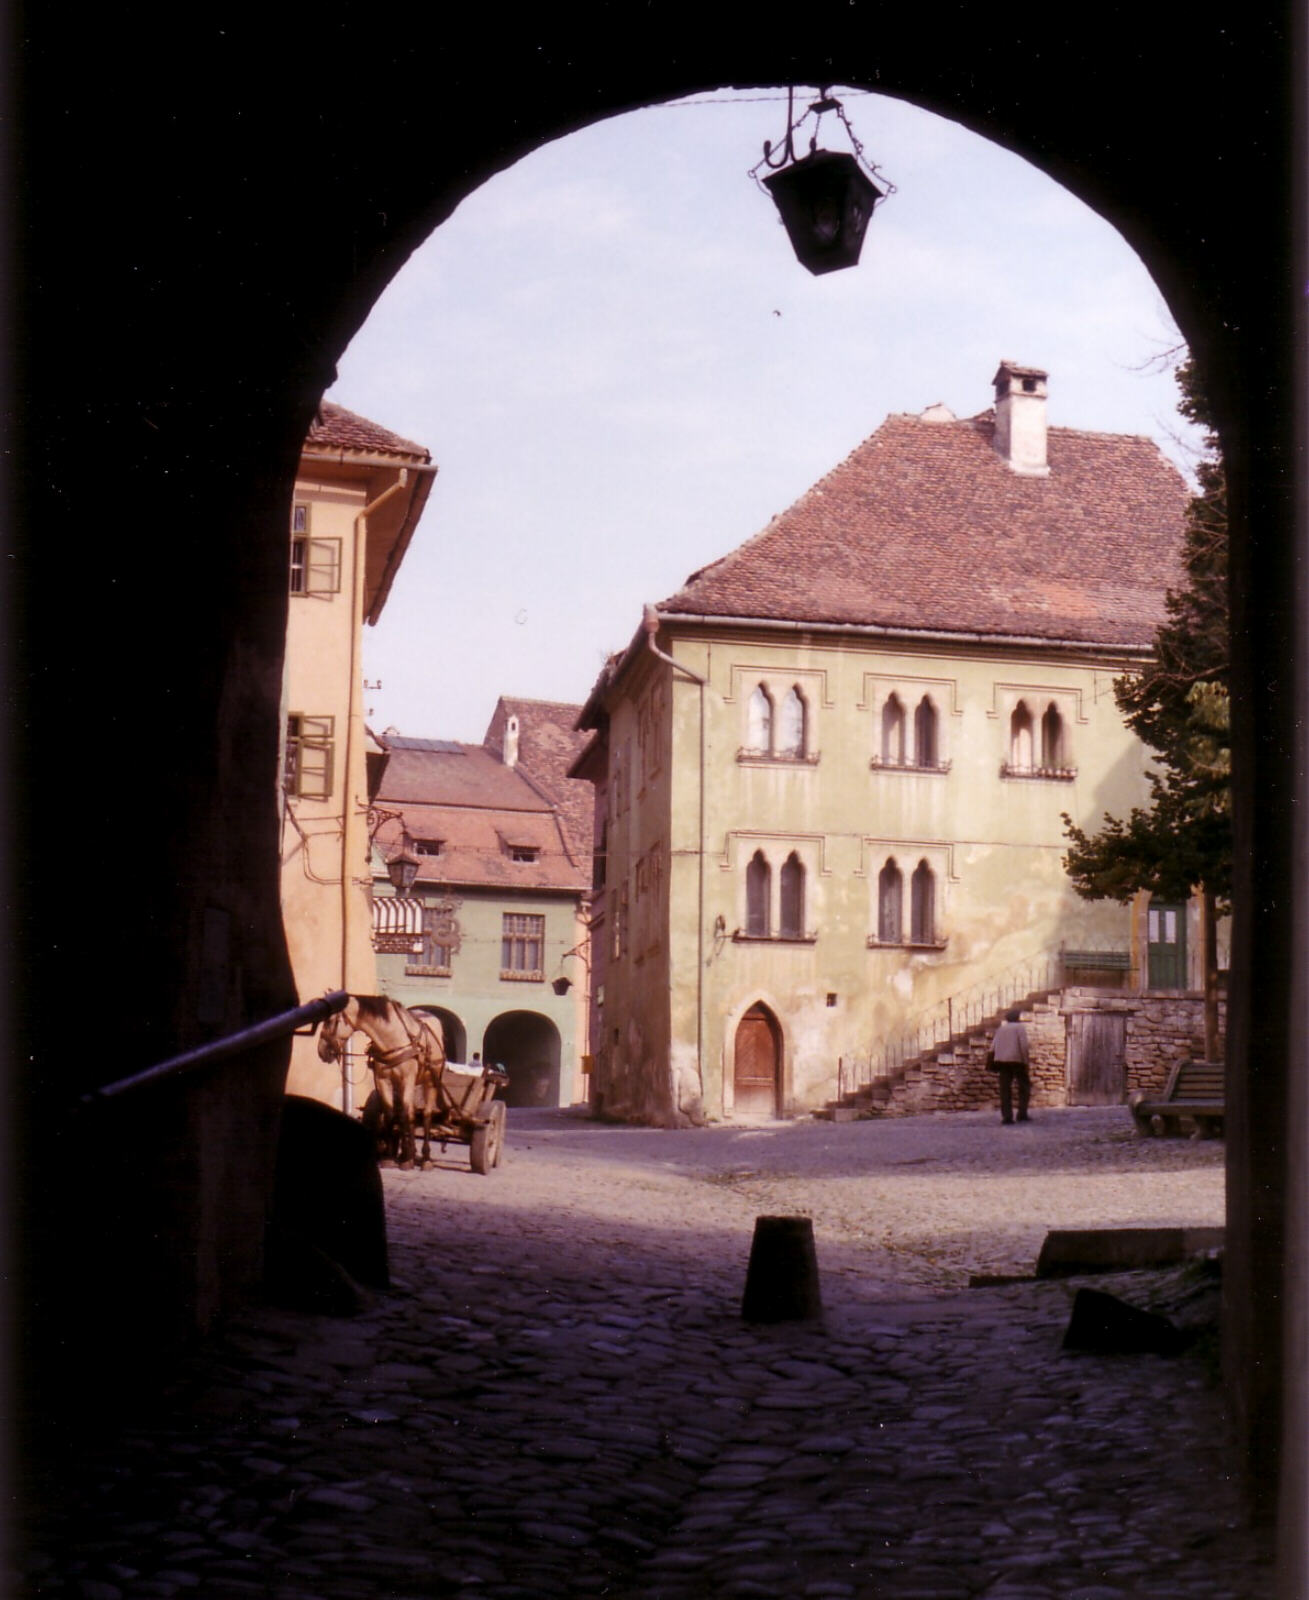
1147,900,1188,989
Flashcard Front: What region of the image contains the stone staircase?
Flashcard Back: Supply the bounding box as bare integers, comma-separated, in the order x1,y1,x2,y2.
818,988,1065,1120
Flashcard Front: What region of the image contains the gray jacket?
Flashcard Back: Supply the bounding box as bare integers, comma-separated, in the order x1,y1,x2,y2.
991,1020,1030,1065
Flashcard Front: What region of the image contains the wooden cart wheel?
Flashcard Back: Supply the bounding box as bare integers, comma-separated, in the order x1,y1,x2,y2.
470,1099,506,1175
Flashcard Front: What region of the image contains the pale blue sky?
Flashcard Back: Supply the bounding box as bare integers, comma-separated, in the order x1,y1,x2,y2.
331,88,1201,743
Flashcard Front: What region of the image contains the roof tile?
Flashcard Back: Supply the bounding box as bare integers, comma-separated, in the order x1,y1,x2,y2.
307,399,431,462
659,412,1189,648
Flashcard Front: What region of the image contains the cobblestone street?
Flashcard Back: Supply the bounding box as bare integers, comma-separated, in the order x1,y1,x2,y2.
21,1107,1274,1598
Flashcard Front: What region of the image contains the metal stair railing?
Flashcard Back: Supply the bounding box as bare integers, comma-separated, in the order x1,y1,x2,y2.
841,952,1071,1097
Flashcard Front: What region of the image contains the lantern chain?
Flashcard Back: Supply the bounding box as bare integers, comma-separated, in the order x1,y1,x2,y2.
748,85,896,199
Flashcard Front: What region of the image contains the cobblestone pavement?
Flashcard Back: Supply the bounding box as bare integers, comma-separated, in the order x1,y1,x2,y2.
21,1107,1275,1598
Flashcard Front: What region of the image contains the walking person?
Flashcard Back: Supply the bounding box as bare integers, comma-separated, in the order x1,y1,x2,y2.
989,1008,1032,1125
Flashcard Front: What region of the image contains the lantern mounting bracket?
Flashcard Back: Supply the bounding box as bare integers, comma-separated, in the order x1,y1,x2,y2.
750,85,894,198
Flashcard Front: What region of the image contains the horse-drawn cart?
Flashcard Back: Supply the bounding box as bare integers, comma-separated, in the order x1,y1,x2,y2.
317,995,509,1173
420,1059,510,1173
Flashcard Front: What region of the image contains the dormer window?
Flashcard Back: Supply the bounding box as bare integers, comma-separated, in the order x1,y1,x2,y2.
414,837,443,857
510,845,539,863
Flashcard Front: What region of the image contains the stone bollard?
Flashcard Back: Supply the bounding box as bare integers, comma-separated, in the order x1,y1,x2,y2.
741,1215,823,1323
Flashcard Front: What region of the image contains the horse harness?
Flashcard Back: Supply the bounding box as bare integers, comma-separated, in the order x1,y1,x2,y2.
368,1007,441,1079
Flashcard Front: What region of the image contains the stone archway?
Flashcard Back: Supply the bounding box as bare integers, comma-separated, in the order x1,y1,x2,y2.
483,1011,563,1108
412,1006,465,1063
17,14,1302,1548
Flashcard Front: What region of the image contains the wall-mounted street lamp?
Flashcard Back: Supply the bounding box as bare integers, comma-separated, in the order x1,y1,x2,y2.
752,87,893,275
386,836,420,896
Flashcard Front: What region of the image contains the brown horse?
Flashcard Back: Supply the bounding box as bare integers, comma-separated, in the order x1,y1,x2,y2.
317,995,446,1168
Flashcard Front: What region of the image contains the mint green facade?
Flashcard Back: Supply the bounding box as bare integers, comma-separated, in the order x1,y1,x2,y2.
373,878,588,1108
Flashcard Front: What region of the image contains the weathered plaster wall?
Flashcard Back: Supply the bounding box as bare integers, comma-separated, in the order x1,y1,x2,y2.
280,472,379,1106
663,628,1155,1121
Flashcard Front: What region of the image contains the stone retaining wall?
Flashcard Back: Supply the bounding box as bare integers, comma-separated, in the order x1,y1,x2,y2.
868,988,1225,1117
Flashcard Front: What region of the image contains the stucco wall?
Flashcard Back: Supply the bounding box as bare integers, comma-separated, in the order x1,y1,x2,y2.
280,472,381,1106
662,627,1155,1120
587,627,1232,1126
376,887,585,1107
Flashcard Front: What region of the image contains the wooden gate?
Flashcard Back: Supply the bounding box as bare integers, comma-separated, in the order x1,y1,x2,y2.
1066,1011,1127,1105
734,1004,781,1117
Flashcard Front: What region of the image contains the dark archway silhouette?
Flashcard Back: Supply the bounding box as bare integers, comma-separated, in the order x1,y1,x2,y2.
483,1011,563,1108
412,1006,466,1063
14,12,1302,1559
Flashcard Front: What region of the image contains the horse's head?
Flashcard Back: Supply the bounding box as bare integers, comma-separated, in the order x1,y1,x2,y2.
317,997,359,1063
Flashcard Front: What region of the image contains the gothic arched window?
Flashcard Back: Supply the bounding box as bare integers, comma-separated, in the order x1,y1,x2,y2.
779,851,805,938
747,685,773,754
911,859,936,945
881,694,906,765
1010,701,1034,770
914,696,938,768
746,849,771,937
878,858,903,944
1041,702,1065,769
777,687,807,758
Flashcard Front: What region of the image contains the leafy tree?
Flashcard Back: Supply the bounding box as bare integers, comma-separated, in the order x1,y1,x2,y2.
1062,356,1229,1058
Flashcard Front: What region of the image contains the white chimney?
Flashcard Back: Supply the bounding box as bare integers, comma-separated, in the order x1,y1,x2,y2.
503,715,520,768
992,361,1050,477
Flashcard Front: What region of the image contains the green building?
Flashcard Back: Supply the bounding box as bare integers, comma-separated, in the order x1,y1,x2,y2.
370,708,594,1107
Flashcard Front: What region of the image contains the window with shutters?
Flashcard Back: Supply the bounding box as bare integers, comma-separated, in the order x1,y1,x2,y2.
284,714,335,799
289,504,342,596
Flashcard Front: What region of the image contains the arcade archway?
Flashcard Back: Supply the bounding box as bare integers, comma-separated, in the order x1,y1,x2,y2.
483,1012,563,1108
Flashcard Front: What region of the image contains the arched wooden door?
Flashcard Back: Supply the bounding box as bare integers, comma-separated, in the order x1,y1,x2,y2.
734,1004,781,1118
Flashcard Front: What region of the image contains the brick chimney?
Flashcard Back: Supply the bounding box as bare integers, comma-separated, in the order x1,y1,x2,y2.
992,361,1050,477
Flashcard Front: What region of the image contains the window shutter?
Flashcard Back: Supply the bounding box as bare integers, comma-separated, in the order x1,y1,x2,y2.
306,537,342,595
293,714,335,799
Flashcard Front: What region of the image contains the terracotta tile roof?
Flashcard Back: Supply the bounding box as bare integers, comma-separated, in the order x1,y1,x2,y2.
373,808,585,893
307,399,431,462
658,411,1189,648
483,698,597,865
377,741,545,811
373,739,588,893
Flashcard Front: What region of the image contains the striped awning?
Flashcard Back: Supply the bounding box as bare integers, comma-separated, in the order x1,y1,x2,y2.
372,895,424,952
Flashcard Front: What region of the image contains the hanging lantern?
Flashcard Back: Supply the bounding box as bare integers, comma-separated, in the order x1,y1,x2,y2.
386,838,420,896
753,88,893,276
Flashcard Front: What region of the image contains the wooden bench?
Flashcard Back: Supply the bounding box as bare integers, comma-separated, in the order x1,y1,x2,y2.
1128,1058,1225,1138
